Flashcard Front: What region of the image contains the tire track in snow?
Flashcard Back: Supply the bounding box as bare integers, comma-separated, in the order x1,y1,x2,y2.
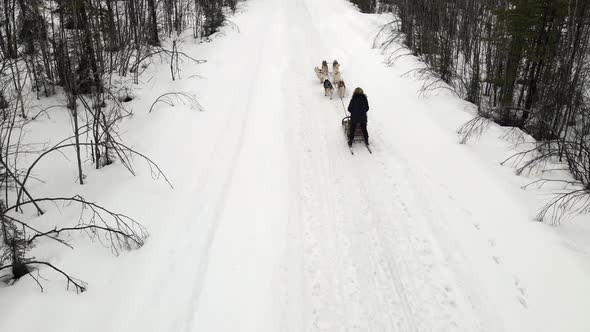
369,119,504,331
345,160,419,330
171,4,280,329
284,0,489,330
285,7,359,332
351,155,459,331
293,80,350,330
284,18,366,329
284,0,420,329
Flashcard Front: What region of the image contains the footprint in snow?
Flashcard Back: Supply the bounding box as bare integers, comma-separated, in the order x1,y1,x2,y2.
513,277,527,296
517,296,528,308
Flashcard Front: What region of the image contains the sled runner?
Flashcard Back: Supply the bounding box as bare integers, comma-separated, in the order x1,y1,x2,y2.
341,116,366,142
342,116,372,154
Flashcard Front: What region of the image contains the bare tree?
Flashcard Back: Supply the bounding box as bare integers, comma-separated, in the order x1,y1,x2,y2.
374,0,590,223
0,0,237,291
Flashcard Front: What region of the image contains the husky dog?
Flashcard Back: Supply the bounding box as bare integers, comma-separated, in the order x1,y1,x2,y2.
332,70,343,85
314,66,325,83
337,81,346,98
332,60,340,73
323,79,334,100
322,60,329,75
313,67,324,83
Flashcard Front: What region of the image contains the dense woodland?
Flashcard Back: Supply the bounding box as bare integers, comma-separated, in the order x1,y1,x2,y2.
353,0,590,222
0,0,236,290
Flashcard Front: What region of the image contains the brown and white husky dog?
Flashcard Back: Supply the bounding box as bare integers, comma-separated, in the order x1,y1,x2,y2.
323,79,334,100
337,81,346,98
332,70,343,85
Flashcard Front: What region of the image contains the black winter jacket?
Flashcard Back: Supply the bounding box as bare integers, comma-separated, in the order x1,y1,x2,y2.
348,94,369,122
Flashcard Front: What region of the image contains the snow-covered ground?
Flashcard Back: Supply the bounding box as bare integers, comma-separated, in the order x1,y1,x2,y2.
2,0,590,330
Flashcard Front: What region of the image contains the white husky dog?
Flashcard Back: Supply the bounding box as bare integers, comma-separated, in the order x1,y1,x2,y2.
332,60,340,73
314,66,325,83
321,60,329,75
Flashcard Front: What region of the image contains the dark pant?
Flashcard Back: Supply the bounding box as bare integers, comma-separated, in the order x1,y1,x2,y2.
348,120,368,143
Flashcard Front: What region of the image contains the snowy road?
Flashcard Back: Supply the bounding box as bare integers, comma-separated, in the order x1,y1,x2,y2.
3,0,590,331
179,0,527,330
183,0,590,330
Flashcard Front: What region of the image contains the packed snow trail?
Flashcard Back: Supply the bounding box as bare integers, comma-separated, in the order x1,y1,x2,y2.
3,0,590,330
191,0,497,330
188,0,590,330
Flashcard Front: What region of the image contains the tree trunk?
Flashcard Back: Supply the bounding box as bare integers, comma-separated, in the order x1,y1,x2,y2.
147,0,160,46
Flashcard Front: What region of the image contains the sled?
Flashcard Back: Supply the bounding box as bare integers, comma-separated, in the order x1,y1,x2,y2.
341,116,367,142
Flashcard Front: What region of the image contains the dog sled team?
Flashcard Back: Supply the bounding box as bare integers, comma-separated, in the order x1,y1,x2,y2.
314,60,370,151
314,60,346,100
